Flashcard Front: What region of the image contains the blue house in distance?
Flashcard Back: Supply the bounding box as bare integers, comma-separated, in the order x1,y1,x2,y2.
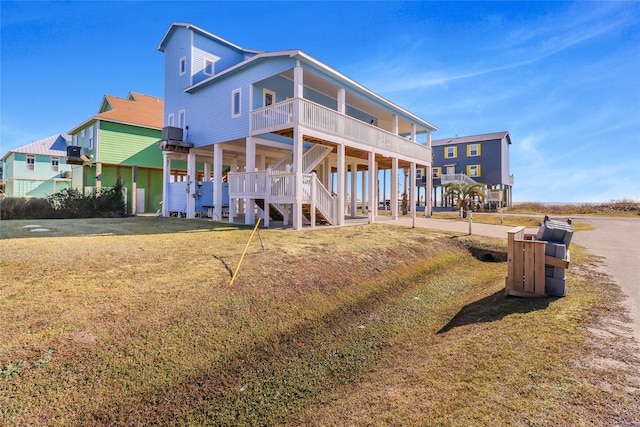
157,23,439,229
1,134,73,198
427,131,514,208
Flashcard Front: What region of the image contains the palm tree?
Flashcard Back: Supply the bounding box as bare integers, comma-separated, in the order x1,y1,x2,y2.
444,182,487,216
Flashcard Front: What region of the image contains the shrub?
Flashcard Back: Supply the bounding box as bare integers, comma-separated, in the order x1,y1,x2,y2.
1,182,127,220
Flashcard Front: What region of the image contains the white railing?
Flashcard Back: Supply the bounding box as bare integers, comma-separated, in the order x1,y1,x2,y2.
441,173,477,185
228,170,336,225
251,97,432,164
303,144,332,173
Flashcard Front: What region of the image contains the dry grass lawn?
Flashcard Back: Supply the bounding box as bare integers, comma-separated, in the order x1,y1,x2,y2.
1,217,638,426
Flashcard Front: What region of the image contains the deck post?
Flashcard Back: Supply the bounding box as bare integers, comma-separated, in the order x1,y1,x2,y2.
368,152,376,222
391,157,398,220
350,162,357,217
245,137,255,225
162,152,170,217
186,151,196,219
337,143,345,226
214,143,223,220
410,162,416,226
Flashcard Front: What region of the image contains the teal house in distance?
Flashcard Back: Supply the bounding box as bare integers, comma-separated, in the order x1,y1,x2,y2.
1,134,73,198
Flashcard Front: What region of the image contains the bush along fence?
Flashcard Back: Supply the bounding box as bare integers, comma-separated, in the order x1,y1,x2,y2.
0,183,127,220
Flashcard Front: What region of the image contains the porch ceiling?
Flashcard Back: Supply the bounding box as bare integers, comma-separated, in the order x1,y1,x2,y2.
281,69,424,136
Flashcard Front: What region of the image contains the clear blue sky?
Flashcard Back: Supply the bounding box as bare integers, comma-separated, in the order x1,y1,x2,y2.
2,1,639,203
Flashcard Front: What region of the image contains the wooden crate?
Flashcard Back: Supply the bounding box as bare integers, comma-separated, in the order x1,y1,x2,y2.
505,226,547,297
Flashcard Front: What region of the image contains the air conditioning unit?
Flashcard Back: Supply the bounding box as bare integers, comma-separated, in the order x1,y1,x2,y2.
162,126,183,142
67,146,82,157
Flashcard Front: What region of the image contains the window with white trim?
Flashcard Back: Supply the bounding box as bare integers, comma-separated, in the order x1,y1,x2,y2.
88,126,94,149
468,143,480,157
168,113,175,127
26,155,35,171
432,167,441,178
80,129,85,137
73,135,78,145
203,58,214,76
179,57,186,75
444,146,457,159
51,157,59,172
263,89,275,107
178,109,186,129
232,89,241,118
468,164,481,177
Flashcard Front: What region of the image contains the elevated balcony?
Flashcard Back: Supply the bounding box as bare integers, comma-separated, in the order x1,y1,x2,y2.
440,173,477,185
250,97,432,164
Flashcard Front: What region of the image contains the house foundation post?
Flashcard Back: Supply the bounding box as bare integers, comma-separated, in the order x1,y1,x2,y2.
337,143,345,226
186,151,196,219
391,157,398,219
368,152,376,222
214,143,223,220
162,152,170,217
245,137,255,225
350,162,357,217
410,162,417,226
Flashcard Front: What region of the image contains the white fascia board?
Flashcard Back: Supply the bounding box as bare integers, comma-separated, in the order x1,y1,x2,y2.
184,50,300,93
68,117,98,135
157,22,262,55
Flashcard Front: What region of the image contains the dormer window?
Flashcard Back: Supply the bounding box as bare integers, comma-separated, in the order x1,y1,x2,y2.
203,58,214,76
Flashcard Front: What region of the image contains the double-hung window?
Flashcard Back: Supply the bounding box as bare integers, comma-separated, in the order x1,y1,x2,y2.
432,167,441,178
467,143,481,157
178,110,186,130
444,146,457,159
467,164,481,177
26,155,35,171
51,157,59,172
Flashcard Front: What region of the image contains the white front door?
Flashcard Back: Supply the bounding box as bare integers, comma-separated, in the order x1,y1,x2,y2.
136,188,145,213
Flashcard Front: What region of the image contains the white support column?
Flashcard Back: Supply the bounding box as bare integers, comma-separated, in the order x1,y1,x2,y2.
350,162,357,218
294,62,304,98
391,157,398,220
392,115,398,135
411,124,417,141
186,151,196,219
214,143,223,220
162,152,170,217
361,169,367,214
337,143,345,226
368,152,376,222
426,165,432,217
410,162,417,225
293,127,303,231
337,88,345,114
204,163,211,181
310,172,317,228
245,137,255,225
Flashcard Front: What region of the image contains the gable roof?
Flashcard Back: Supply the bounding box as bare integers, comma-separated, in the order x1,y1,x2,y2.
2,134,70,161
432,131,511,146
69,92,164,134
157,22,262,55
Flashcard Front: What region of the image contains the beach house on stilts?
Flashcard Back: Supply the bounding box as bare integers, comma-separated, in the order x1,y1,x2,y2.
157,23,437,230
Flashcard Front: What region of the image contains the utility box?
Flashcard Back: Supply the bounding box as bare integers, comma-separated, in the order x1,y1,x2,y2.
505,217,572,298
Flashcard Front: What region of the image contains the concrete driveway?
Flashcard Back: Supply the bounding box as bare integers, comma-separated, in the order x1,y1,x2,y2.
386,214,640,343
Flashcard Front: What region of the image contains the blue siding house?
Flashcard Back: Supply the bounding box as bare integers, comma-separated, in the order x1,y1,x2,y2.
1,134,73,198
158,23,438,229
429,131,514,208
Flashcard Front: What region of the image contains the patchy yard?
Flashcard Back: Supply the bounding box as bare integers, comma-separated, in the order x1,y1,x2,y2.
1,218,638,426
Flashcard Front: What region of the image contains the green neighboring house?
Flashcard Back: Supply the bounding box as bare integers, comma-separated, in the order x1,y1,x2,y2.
68,92,165,214
1,134,73,198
